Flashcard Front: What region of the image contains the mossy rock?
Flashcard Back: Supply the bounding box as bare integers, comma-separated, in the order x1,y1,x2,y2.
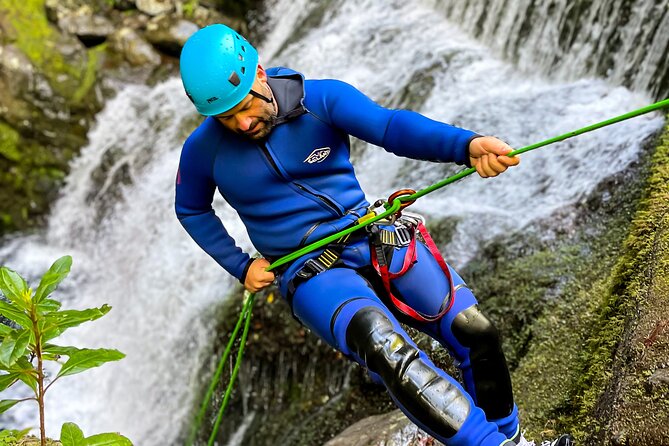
0,0,104,235
3,0,101,106
0,121,20,162
501,117,669,445
14,436,62,446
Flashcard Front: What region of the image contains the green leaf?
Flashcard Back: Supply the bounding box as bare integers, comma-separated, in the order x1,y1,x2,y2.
34,256,72,304
43,352,62,361
0,322,13,337
0,329,31,367
83,433,133,446
37,298,63,314
0,300,32,328
0,427,31,441
8,357,37,394
42,305,112,342
0,399,21,414
0,323,16,346
43,344,80,363
0,372,19,392
17,371,38,393
57,348,125,378
44,344,82,356
0,267,29,308
9,355,35,372
60,422,85,446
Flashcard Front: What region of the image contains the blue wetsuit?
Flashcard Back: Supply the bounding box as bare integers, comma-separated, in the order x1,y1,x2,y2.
176,67,519,446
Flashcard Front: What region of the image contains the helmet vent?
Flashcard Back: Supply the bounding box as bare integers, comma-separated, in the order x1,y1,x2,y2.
228,71,241,87
241,45,246,52
238,54,243,61
241,66,246,74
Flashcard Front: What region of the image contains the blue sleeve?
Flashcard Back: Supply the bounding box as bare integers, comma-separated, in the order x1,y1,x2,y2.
175,130,252,282
312,79,477,165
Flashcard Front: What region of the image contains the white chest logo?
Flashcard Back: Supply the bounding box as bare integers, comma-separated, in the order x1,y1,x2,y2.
304,147,331,164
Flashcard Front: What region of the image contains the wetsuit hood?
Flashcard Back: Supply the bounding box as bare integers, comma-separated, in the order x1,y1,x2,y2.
266,67,308,125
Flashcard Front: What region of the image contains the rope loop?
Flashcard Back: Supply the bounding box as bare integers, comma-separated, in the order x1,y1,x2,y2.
388,188,417,216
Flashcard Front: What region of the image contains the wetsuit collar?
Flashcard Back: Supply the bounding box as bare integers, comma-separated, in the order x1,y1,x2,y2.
266,72,307,126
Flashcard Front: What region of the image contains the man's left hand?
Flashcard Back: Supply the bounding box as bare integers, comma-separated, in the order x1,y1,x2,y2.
468,136,520,178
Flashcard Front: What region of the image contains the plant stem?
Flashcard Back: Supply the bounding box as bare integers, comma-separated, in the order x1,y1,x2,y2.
37,340,45,446
31,306,46,446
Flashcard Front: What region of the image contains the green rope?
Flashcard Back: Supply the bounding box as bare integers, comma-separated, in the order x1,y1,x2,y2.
267,97,669,270
192,97,669,443
208,291,255,446
403,98,669,203
187,292,255,446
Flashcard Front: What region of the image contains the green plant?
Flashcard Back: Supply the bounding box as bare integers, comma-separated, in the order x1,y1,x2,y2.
0,256,131,446
182,0,198,17
0,429,31,445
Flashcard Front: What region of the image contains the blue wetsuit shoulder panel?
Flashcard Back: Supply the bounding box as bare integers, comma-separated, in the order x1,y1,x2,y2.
305,78,475,165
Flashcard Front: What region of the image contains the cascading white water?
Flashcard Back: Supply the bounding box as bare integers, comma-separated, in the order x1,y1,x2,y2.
432,0,669,99
0,81,251,444
0,0,665,444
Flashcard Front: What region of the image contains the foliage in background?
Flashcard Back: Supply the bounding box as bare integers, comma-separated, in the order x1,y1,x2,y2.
0,256,131,446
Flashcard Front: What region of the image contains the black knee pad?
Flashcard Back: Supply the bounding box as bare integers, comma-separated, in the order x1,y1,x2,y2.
452,305,514,418
346,307,471,438
452,305,501,349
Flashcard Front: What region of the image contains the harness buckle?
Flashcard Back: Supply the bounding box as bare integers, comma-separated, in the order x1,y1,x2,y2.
304,258,327,274
395,226,413,246
398,211,425,227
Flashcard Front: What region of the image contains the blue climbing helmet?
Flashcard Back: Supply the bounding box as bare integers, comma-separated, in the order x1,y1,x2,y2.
180,24,259,116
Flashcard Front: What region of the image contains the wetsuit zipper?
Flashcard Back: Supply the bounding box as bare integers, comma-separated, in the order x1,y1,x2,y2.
294,183,342,216
260,144,282,176
260,143,343,217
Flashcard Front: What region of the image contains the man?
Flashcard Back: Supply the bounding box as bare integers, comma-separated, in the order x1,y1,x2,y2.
175,24,572,446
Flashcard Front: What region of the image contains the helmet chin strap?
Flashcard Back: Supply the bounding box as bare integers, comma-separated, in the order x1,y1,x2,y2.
249,88,274,104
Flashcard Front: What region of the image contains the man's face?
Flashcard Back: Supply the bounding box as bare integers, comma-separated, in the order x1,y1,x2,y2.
214,76,277,140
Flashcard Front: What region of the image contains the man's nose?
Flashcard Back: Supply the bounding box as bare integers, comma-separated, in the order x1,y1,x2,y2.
236,115,253,131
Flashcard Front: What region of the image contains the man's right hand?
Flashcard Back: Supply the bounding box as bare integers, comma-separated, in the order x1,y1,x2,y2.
243,258,275,292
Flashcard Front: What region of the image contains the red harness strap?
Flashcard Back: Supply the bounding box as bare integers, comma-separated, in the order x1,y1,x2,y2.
370,222,456,323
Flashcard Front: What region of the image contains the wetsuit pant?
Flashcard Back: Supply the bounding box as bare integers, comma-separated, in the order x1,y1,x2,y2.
278,233,519,446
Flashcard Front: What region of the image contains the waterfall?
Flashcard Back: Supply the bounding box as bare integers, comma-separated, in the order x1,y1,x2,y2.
0,80,245,444
0,0,665,444
432,0,669,99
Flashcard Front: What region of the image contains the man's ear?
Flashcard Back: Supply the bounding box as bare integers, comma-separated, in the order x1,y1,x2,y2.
256,64,267,82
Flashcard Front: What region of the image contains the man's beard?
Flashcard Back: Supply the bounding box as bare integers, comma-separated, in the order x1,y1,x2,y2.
241,107,278,140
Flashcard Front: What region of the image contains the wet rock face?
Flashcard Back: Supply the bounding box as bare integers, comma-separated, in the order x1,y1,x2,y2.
0,0,260,235
45,0,115,47
324,411,443,446
58,13,115,47
0,45,35,114
145,14,199,56
647,368,669,389
136,0,175,16
109,27,162,66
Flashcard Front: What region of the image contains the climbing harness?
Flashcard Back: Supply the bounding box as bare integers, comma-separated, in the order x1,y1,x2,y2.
188,98,669,445
369,216,456,322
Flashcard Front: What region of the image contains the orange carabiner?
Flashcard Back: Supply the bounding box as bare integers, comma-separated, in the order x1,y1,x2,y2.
387,189,417,216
